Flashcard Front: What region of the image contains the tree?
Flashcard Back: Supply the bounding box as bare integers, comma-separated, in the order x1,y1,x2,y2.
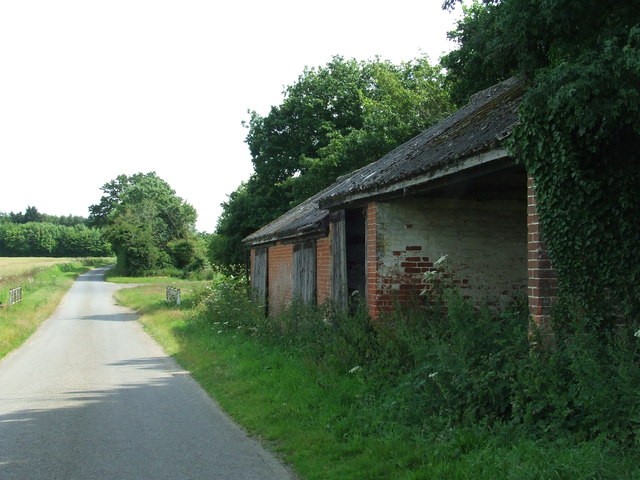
0,222,110,257
212,56,453,267
89,172,198,275
23,206,44,223
442,0,640,327
209,180,268,267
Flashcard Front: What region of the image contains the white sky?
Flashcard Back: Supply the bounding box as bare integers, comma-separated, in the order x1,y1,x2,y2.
0,1,463,232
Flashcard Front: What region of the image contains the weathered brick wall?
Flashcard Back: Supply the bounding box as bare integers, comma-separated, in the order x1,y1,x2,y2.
268,243,294,315
366,203,382,318
316,236,332,305
369,196,528,316
527,176,557,333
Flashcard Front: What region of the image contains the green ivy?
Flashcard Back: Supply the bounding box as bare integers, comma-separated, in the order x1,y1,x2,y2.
509,27,640,329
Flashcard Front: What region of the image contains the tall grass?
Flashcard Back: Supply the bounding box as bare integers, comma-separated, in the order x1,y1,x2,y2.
115,272,640,479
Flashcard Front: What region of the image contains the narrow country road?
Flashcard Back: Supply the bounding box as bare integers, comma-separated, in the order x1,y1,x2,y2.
0,267,293,480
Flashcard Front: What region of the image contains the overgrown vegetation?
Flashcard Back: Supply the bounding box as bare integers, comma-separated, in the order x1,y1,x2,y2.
117,271,640,479
192,270,640,444
442,0,640,328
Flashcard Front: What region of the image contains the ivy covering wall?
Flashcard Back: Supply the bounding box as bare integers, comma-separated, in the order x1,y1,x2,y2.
509,28,640,329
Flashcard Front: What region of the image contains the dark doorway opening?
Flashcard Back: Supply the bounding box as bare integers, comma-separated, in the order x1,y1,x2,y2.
345,207,366,302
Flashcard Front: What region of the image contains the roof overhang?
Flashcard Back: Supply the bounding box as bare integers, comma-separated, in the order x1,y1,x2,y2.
243,214,330,248
320,148,512,209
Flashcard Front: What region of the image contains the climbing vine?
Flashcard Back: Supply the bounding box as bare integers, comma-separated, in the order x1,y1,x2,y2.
509,28,640,328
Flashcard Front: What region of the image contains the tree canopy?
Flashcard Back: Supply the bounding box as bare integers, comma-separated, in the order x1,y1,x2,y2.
0,207,110,257
0,222,111,257
89,172,201,275
211,55,453,266
0,206,87,227
444,0,640,327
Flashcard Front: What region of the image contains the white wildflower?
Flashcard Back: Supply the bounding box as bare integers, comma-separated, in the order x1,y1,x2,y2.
349,366,362,374
634,329,640,339
428,372,438,378
434,255,448,268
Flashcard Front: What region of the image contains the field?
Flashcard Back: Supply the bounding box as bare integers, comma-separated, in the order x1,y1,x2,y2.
0,257,89,282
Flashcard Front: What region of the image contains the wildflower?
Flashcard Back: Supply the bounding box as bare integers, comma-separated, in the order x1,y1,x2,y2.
634,329,640,339
434,255,448,267
428,372,438,378
349,366,362,374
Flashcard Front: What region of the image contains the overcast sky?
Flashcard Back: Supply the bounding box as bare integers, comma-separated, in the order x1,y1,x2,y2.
0,1,463,232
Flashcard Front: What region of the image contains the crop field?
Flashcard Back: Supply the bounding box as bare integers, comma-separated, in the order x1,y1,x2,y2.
0,257,79,278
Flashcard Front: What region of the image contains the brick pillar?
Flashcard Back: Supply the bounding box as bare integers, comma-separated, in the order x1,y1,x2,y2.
366,202,381,319
527,176,558,334
316,236,332,304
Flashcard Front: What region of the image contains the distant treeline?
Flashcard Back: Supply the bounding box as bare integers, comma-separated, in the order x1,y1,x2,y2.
0,206,87,227
0,207,111,257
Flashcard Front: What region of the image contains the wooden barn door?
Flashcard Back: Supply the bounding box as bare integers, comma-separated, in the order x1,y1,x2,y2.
331,211,348,311
252,247,268,310
293,240,316,304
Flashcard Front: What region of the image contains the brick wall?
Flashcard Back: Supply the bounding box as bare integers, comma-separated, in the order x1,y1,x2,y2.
316,236,331,304
527,176,557,333
366,203,382,318
267,243,294,315
368,196,528,317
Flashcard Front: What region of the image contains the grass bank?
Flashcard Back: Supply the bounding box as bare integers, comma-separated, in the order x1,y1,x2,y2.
0,257,114,360
114,277,640,480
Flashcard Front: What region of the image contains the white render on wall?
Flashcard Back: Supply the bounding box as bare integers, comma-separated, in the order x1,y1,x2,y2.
373,196,528,305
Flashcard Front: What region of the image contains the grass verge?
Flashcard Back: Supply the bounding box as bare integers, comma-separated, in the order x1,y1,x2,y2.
115,280,640,480
0,258,114,360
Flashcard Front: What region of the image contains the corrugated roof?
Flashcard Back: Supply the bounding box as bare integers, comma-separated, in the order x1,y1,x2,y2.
244,77,525,246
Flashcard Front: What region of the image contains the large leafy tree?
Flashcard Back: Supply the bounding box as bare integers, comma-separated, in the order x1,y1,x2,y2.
213,56,453,266
443,0,640,327
89,172,199,275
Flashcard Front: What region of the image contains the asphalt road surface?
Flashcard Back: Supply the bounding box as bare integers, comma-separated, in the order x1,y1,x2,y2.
0,267,294,480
